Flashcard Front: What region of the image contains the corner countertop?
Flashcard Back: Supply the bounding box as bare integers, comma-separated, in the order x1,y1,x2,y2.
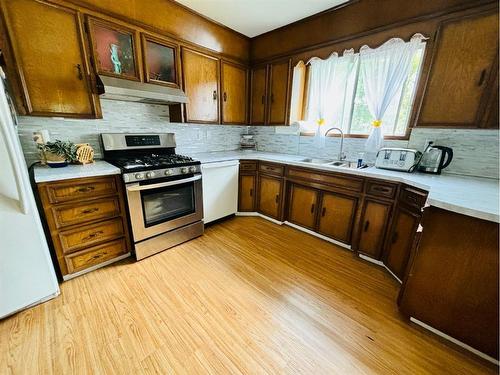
193,150,500,223
33,160,121,183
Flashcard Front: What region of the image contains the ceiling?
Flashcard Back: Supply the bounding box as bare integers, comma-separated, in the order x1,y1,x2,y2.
174,0,350,38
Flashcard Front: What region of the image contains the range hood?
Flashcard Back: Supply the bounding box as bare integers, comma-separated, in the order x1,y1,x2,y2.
97,75,188,105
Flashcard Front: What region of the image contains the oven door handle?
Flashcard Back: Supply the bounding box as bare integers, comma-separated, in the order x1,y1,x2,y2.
126,175,202,192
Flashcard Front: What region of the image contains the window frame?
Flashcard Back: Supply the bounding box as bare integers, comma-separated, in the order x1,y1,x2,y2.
296,42,428,140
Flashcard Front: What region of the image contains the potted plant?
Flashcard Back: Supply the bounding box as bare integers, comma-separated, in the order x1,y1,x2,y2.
38,140,78,168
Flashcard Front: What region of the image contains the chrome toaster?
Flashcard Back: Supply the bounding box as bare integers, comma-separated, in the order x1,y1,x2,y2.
375,148,422,172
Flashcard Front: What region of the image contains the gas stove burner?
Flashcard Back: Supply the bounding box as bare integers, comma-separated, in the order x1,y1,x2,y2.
116,153,196,170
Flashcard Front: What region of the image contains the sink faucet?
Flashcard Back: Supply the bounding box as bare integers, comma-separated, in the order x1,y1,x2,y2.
324,127,346,160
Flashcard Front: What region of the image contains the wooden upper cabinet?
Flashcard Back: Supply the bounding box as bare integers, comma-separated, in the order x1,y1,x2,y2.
288,184,319,230
356,198,392,260
1,0,98,118
418,10,499,128
384,206,420,280
318,192,358,244
268,60,291,125
182,48,219,124
257,174,283,220
250,66,268,124
221,62,247,124
142,34,180,88
87,17,141,81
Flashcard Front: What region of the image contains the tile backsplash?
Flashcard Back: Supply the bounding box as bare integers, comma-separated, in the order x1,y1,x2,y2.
16,100,499,179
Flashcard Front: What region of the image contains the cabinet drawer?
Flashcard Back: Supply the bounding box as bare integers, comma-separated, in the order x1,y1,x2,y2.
239,160,257,171
259,162,284,176
51,197,121,229
287,167,364,192
58,218,125,254
400,186,428,210
365,180,398,199
44,176,117,204
65,238,128,274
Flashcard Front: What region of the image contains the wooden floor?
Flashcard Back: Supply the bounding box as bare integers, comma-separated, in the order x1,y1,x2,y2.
0,217,496,374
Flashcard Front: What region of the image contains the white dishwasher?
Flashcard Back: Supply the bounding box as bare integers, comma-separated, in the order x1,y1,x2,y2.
201,160,239,224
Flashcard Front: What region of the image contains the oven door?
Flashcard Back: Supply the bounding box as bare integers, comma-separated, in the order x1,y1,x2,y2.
126,174,203,242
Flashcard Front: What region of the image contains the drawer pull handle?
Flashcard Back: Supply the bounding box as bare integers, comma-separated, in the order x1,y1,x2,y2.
75,64,83,80
92,253,103,260
310,204,315,214
83,230,104,242
275,194,279,204
223,92,227,102
364,220,370,232
249,188,253,197
82,207,99,214
321,207,326,217
271,93,275,103
478,69,487,86
212,90,217,100
77,186,95,193
261,95,265,104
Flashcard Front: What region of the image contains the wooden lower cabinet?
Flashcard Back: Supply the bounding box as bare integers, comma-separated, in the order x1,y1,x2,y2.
37,175,131,279
399,207,499,359
317,192,357,244
288,184,319,230
356,198,392,260
383,206,421,279
238,174,256,212
257,174,283,220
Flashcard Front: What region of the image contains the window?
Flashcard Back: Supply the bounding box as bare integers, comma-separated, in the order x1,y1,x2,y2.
295,37,425,138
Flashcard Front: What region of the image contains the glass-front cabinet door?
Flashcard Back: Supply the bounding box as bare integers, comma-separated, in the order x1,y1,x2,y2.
142,34,180,88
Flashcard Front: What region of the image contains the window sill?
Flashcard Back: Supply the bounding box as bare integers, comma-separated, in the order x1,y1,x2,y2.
299,131,410,141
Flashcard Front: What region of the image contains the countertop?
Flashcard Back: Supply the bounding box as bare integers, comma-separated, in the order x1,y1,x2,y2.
33,160,121,183
193,150,500,223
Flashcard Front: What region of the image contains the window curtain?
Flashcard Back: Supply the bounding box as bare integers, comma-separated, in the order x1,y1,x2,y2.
305,51,359,145
361,33,426,156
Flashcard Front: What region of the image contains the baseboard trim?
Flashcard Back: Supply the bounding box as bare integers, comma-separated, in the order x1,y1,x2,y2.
410,317,499,366
284,221,352,250
358,254,403,283
63,252,131,281
236,212,284,225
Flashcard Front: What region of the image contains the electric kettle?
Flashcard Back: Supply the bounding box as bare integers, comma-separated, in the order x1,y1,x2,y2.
418,142,453,174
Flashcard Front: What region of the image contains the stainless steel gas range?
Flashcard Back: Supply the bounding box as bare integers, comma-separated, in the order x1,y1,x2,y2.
101,133,203,260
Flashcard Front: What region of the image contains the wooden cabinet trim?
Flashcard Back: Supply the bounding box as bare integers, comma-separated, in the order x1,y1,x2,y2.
65,238,128,273
286,166,364,192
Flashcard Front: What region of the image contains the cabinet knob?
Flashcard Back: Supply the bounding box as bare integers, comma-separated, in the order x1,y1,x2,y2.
75,64,83,80
212,90,217,100
249,188,253,197
275,194,279,204
223,92,227,102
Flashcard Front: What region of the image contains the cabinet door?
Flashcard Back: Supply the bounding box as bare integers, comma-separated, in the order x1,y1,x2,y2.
238,174,256,212
257,175,282,220
2,0,97,117
357,199,392,260
182,48,219,123
318,192,358,244
384,207,421,280
268,60,291,125
221,62,247,124
418,11,499,127
288,184,319,230
250,66,267,124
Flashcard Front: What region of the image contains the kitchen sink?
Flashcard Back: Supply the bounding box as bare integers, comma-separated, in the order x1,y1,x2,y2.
300,158,334,164
300,158,359,169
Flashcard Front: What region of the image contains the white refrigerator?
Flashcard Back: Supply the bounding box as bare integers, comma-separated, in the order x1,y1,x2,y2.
0,68,59,319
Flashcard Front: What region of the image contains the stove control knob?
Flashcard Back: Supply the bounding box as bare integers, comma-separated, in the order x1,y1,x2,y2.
146,171,155,179
164,169,173,176
134,173,144,180
189,166,197,173
180,167,188,174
